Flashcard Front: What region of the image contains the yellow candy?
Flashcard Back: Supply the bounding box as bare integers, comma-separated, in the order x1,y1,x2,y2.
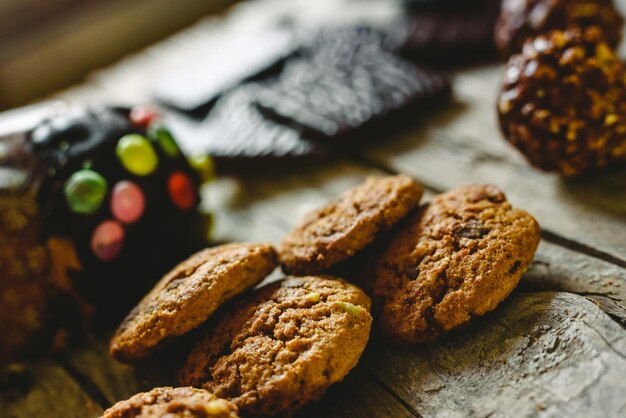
188,154,215,183
116,134,158,176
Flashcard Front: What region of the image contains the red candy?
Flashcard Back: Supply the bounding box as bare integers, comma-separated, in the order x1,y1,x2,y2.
111,181,145,223
130,107,160,128
91,220,125,261
168,171,195,210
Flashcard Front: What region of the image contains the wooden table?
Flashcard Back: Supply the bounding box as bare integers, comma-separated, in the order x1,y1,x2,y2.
2,0,626,417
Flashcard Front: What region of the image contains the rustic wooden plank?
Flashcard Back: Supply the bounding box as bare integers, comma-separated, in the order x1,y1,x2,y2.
358,65,626,264
0,360,103,418
297,365,418,418
61,334,174,406
523,241,626,326
365,291,626,418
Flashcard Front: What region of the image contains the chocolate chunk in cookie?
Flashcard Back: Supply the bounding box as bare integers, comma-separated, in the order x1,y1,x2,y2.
110,243,278,362
496,0,624,58
372,185,540,345
498,28,626,177
101,387,239,418
179,276,372,417
279,175,423,275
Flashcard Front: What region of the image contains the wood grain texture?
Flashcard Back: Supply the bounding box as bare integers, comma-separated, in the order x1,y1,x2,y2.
523,241,626,326
0,361,103,418
365,292,626,418
60,334,418,418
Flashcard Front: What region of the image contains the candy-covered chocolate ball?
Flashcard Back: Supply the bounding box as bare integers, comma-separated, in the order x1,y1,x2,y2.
495,0,624,58
498,28,626,177
24,104,206,315
64,169,108,214
116,134,159,176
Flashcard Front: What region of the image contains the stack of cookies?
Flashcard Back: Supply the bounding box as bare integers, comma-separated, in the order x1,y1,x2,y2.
104,175,540,417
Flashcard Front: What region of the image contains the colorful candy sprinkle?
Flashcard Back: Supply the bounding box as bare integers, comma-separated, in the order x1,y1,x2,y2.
188,154,215,183
116,134,158,176
91,220,124,261
148,124,180,158
168,171,195,210
129,107,159,128
64,169,108,215
111,181,145,224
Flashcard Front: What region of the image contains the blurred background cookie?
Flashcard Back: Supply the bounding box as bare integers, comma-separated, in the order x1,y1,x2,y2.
495,0,624,58
498,27,626,177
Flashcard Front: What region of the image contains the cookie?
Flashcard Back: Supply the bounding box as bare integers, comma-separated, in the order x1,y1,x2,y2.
396,0,501,64
256,40,450,141
110,243,278,362
101,387,239,418
498,28,626,177
164,86,330,162
372,184,540,345
495,0,624,58
279,175,423,275
179,276,372,417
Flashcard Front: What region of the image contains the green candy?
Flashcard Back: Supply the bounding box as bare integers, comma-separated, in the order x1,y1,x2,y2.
148,125,180,158
116,134,159,176
64,169,108,215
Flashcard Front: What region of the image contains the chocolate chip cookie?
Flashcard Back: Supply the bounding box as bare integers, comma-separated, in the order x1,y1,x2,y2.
279,175,423,275
110,243,278,362
372,185,540,345
101,387,239,418
179,276,372,417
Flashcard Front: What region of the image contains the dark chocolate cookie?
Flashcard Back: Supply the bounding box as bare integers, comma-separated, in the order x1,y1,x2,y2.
372,185,540,345
179,276,372,417
256,34,450,141
498,28,626,177
101,387,239,418
279,175,423,275
495,0,624,58
396,0,502,64
165,86,330,162
110,243,278,362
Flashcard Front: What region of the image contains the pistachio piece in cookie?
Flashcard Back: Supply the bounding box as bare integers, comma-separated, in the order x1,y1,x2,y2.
279,174,423,275
180,276,372,417
372,184,540,344
110,243,278,362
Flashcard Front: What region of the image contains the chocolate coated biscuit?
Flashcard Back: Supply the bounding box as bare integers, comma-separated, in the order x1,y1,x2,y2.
498,28,626,177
